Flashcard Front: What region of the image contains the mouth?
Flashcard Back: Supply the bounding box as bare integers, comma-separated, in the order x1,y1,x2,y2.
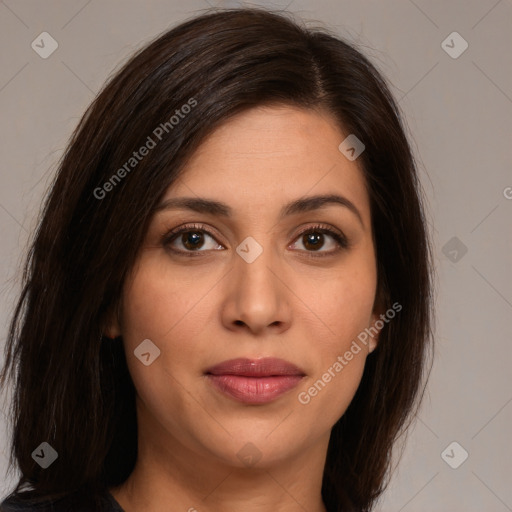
204,357,306,404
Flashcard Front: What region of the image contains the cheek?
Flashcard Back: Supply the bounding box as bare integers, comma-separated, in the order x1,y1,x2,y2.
120,254,212,346
118,261,208,430
297,309,371,429
317,261,377,346
119,254,222,398
295,261,376,423
298,353,367,432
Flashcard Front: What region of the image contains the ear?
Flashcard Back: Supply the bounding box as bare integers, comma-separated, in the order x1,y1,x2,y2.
103,302,122,339
368,310,383,353
367,280,389,353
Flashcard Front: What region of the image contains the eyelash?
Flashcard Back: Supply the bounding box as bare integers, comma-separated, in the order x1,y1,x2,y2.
161,222,350,258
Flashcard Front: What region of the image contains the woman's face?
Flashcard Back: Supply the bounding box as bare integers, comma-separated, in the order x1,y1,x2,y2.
110,105,381,470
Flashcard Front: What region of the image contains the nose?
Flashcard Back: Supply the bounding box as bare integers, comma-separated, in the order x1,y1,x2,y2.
220,242,292,336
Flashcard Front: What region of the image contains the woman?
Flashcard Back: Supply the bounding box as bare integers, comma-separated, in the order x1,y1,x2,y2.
0,7,434,512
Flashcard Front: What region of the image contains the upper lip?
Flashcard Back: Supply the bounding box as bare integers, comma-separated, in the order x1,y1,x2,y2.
205,357,306,377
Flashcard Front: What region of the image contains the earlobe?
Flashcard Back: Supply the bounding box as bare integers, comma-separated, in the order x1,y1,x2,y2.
368,334,378,353
104,327,120,340
368,284,388,353
104,324,121,340
368,310,383,354
103,303,122,339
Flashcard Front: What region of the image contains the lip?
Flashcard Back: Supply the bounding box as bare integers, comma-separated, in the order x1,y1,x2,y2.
205,358,306,404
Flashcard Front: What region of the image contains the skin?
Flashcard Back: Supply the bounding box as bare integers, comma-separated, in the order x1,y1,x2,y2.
108,105,382,512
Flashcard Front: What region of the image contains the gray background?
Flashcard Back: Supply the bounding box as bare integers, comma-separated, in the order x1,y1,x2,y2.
0,0,511,510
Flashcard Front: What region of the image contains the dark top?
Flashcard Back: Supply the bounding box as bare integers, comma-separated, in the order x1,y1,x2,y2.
0,489,125,512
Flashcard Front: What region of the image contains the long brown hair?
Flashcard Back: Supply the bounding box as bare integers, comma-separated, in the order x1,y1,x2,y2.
0,7,434,511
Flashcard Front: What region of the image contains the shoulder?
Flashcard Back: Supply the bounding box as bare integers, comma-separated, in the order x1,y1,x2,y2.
0,489,124,512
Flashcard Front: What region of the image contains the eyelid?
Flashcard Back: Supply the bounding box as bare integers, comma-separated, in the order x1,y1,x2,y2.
292,224,348,248
161,222,349,256
161,222,224,246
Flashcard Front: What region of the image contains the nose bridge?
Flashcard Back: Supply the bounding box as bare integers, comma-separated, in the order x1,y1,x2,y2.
228,233,286,330
235,233,278,298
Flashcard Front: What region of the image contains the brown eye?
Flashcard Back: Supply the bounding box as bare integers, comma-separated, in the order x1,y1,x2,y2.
301,232,325,251
290,225,349,256
180,231,206,250
162,224,224,256
162,223,349,259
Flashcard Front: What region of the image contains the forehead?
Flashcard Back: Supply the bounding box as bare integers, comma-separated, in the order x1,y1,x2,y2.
165,105,371,226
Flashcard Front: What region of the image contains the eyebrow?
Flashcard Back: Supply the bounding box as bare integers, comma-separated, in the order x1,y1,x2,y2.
154,193,364,227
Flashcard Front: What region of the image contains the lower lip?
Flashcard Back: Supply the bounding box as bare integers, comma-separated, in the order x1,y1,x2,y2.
206,374,303,404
